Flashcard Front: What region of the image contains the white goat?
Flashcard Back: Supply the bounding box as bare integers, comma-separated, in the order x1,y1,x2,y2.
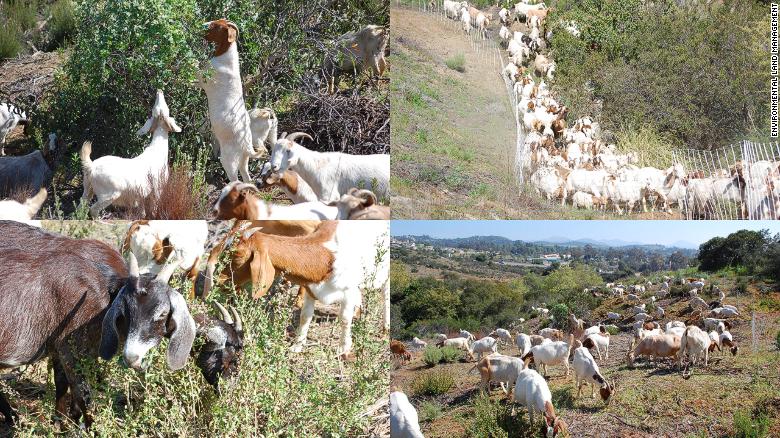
459,329,476,341
390,391,424,438
492,328,513,344
270,132,389,203
411,337,427,350
0,103,30,156
679,325,711,370
200,20,274,182
471,336,499,361
81,90,180,217
583,332,610,360
0,187,47,226
471,354,525,397
522,334,574,378
513,368,568,437
124,220,208,280
572,347,614,402
516,333,532,357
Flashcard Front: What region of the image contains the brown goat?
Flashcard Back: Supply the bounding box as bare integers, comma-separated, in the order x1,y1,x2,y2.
390,340,411,363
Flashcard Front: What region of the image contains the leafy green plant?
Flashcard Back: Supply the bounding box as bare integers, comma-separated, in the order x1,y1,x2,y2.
48,0,76,47
411,370,454,396
467,393,528,438
732,408,770,438
418,400,442,423
0,21,21,60
445,54,465,72
550,303,570,329
423,345,443,366
439,345,461,363
605,325,619,336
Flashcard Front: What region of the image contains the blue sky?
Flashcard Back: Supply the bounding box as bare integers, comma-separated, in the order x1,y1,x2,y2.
390,221,780,247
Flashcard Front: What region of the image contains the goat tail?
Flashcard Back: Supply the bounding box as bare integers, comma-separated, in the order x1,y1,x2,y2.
24,188,47,217
80,141,93,173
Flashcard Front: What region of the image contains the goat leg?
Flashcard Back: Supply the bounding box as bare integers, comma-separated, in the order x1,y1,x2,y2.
56,347,93,428
0,390,18,425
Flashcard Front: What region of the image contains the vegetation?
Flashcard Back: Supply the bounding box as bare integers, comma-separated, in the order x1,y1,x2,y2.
698,230,779,281
5,222,388,435
548,0,769,149
410,370,455,396
445,54,465,72
423,345,443,366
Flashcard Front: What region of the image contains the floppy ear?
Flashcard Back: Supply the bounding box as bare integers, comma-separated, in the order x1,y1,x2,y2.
165,289,196,370
249,248,276,299
100,291,125,360
226,21,239,43
357,190,377,207
137,117,154,136
165,116,182,133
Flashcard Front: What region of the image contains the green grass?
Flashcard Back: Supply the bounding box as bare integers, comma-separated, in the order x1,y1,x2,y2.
0,21,21,60
423,345,443,366
48,0,76,47
2,0,37,31
733,409,770,438
445,54,466,72
614,125,678,169
419,400,443,423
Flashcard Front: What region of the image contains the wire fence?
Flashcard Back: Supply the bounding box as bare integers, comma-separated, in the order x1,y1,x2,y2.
394,1,780,220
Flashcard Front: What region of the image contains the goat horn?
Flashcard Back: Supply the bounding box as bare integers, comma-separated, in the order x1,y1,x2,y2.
229,305,243,332
213,301,233,325
285,132,313,143
128,251,140,278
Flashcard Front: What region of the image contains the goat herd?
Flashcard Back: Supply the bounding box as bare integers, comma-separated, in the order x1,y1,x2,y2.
390,277,746,437
433,1,780,218
0,19,390,222
0,218,390,428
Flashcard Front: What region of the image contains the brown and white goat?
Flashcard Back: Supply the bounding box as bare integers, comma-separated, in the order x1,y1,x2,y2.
333,188,390,220
626,334,681,368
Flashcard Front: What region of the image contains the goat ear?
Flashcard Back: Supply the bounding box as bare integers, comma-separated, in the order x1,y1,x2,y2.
137,117,154,136
99,291,124,360
166,116,182,133
249,248,275,299
165,289,196,370
357,190,377,207
226,21,239,43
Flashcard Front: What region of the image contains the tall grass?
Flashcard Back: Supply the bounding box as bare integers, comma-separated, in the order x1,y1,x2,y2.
2,0,37,32
48,0,76,47
0,21,21,60
614,125,678,169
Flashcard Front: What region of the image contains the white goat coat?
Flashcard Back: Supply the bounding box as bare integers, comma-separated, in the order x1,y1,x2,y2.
471,336,499,360
390,391,424,438
527,340,570,376
128,220,208,275
585,333,610,360
516,333,531,357
572,347,607,397
679,325,710,367
290,220,389,355
513,368,553,425
271,140,390,203
0,199,41,226
479,354,524,394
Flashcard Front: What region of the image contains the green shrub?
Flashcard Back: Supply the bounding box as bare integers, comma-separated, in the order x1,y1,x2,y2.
423,345,443,366
732,409,770,438
445,54,465,73
605,325,619,336
2,0,37,32
466,394,528,438
614,125,677,169
736,277,749,294
0,22,21,60
48,0,76,47
418,400,443,423
439,345,461,363
550,303,569,329
411,371,454,396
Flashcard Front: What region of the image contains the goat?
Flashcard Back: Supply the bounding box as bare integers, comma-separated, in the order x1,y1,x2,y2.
0,103,30,156
270,132,389,203
333,188,390,220
470,354,524,397
0,132,64,199
678,325,711,374
194,302,244,391
257,163,318,203
390,391,424,438
0,187,46,225
513,368,568,437
572,347,614,403
212,181,337,220
471,336,499,361
0,222,128,427
200,19,271,182
491,328,513,345
81,90,180,217
323,25,388,94
391,340,412,363
204,220,389,356
522,334,574,378
539,327,563,341
582,332,610,361
122,220,208,298
516,333,532,357
411,337,427,349
626,334,681,368
459,329,476,341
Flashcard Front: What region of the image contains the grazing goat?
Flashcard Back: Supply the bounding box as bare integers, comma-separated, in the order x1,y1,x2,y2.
491,328,513,344
539,327,563,341
470,354,524,397
411,337,427,349
257,163,318,203
0,222,128,427
583,332,610,360
333,188,390,220
678,325,711,372
459,329,475,341
323,25,388,94
194,302,245,391
213,181,337,220
572,347,614,403
471,336,499,361
204,220,389,356
390,391,424,438
516,333,532,357
81,90,180,217
270,132,390,203
0,187,46,225
522,334,574,378
0,132,64,199
0,103,30,156
122,220,208,297
391,340,412,363
626,334,681,368
200,19,272,182
513,368,568,437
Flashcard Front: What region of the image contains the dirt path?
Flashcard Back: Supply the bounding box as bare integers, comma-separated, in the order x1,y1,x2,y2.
391,7,544,219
